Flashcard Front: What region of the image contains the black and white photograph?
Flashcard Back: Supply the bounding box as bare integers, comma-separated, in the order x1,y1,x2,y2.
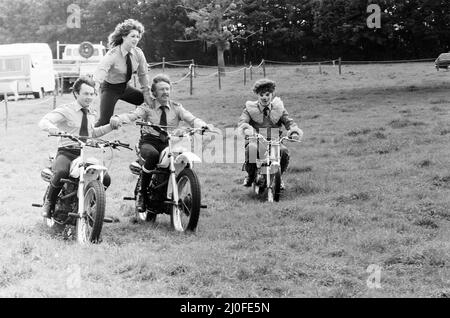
0,0,449,300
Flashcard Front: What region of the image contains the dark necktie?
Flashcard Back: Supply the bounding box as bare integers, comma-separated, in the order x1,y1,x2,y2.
159,106,168,142
263,106,270,117
125,52,132,82
79,108,89,140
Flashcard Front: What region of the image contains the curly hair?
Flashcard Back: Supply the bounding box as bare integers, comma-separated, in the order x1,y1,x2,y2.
108,19,145,48
151,73,171,95
252,78,276,95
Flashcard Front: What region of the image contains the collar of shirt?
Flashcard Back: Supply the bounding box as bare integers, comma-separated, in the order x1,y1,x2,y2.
258,102,272,113
155,100,172,111
120,45,134,58
72,101,93,114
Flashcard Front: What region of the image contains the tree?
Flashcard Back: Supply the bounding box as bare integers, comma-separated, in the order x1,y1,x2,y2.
181,0,242,72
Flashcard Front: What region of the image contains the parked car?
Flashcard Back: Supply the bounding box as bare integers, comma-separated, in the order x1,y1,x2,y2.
435,52,450,70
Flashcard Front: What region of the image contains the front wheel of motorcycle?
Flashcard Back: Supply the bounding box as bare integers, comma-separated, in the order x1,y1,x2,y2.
76,180,105,244
171,168,201,232
272,169,281,202
268,169,282,202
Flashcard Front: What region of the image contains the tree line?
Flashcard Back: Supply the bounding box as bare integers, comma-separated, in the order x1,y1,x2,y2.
1,0,449,65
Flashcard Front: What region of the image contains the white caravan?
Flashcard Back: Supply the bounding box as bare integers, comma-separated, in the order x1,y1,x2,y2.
0,43,55,98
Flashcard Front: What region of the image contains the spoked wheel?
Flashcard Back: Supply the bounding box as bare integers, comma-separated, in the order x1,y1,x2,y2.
171,168,201,232
77,180,105,244
270,169,281,202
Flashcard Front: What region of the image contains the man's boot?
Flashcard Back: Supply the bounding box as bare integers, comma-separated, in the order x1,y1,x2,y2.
136,170,151,213
243,162,256,187
42,184,61,218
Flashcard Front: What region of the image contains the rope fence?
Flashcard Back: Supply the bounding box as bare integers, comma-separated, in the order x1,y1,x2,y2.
2,55,437,132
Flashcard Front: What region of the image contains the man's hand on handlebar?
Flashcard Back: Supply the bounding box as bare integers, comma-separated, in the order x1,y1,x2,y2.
109,116,122,130
47,128,61,135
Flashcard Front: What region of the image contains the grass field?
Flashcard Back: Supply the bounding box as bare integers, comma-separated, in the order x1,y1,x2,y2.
0,62,449,297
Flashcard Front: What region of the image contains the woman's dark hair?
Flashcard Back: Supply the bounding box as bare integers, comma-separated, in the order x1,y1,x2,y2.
72,76,95,96
252,78,276,94
151,73,171,95
108,19,145,48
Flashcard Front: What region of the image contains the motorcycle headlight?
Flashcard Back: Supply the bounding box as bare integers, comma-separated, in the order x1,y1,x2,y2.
129,161,142,175
41,168,53,183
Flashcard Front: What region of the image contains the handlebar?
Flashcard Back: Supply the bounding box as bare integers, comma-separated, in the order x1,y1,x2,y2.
248,133,301,144
135,121,217,137
48,133,132,150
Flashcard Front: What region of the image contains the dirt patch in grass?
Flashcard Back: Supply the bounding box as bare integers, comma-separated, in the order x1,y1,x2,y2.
416,159,432,168
412,217,439,229
372,131,387,139
389,119,427,129
431,175,450,188
287,165,313,174
335,192,370,205
384,248,447,267
346,128,372,137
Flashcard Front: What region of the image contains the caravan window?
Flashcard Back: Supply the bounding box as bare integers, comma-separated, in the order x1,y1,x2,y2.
0,57,23,72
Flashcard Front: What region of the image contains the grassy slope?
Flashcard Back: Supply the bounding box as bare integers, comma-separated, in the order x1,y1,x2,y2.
0,62,449,297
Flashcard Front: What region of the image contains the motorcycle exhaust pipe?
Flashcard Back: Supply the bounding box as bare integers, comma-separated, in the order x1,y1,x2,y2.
201,204,207,209
32,203,42,208
123,197,136,201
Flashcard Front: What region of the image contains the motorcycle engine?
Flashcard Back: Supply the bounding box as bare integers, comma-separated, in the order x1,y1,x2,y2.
54,184,77,222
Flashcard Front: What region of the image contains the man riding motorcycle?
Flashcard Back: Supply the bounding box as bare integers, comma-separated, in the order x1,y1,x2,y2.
38,76,120,217
110,73,215,213
238,78,303,189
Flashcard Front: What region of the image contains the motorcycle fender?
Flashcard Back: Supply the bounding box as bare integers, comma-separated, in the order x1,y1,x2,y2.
270,162,280,174
85,165,107,174
84,165,107,184
175,152,202,167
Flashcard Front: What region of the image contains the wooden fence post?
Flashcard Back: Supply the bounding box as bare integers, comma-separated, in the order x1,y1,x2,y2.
249,62,253,81
53,88,57,109
4,92,8,132
191,59,196,77
218,66,221,90
338,57,342,75
262,59,266,77
190,64,193,96
162,57,166,73
244,67,247,86
319,62,322,74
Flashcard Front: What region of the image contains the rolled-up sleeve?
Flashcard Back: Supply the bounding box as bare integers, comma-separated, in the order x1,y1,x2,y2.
94,53,114,83
92,124,113,137
116,105,148,123
280,109,297,131
177,104,206,128
39,112,65,132
136,49,150,93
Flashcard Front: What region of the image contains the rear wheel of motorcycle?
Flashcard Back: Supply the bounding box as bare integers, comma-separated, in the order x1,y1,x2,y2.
77,180,105,244
171,168,201,232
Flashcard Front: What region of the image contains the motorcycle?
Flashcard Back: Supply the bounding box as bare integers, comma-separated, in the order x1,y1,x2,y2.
247,132,301,202
32,133,132,244
124,121,213,232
